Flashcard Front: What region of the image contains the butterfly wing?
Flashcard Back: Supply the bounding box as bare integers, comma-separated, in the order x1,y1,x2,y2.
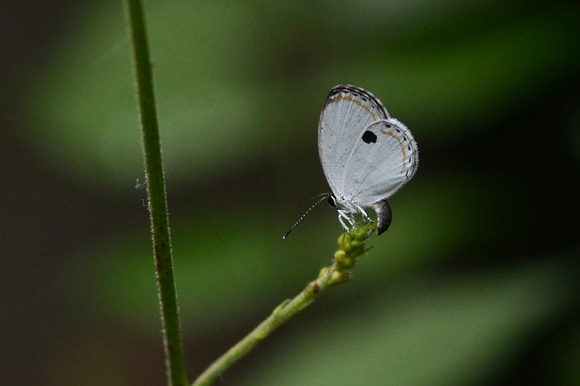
318,85,391,200
342,117,418,205
318,85,418,208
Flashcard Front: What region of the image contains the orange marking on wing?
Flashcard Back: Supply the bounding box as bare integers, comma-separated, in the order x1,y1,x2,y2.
381,129,408,171
328,96,377,121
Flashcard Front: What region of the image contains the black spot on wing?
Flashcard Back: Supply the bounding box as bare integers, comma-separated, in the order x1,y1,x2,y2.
362,130,377,144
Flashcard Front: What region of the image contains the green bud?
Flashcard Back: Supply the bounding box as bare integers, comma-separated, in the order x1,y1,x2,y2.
331,270,350,285
343,241,352,253
335,254,355,270
350,242,366,258
334,250,346,263
339,233,352,251
342,257,355,268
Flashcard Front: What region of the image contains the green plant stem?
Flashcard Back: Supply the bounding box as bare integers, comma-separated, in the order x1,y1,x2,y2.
191,253,355,386
124,1,188,385
191,224,374,386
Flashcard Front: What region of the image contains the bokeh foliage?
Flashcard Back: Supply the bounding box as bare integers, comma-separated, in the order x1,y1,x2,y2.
14,0,580,385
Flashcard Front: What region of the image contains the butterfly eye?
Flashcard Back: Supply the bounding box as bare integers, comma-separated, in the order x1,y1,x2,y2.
327,195,337,207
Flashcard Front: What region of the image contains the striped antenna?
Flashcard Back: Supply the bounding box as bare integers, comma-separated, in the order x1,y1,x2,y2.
283,194,330,239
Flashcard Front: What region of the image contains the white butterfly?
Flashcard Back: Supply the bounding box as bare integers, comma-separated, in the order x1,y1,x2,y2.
318,85,419,235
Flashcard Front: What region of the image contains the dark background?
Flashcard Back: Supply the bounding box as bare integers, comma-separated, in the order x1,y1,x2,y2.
2,1,580,385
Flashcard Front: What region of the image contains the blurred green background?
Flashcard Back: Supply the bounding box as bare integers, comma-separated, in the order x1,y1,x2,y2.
2,0,580,385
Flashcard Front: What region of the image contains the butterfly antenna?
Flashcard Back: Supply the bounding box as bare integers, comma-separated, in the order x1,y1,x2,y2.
283,194,329,239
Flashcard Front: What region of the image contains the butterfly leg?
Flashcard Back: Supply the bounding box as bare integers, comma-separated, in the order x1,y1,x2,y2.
355,204,372,223
337,209,354,232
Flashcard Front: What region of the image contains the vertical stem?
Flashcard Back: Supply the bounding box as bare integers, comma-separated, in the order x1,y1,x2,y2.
123,0,188,385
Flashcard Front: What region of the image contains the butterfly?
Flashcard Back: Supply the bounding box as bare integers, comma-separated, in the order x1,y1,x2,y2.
284,85,418,239
317,84,419,235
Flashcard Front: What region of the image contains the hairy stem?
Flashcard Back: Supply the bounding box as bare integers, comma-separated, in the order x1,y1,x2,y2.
124,1,188,384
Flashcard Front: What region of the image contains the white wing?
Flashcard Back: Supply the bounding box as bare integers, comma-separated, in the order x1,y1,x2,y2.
318,85,418,208
318,85,390,198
